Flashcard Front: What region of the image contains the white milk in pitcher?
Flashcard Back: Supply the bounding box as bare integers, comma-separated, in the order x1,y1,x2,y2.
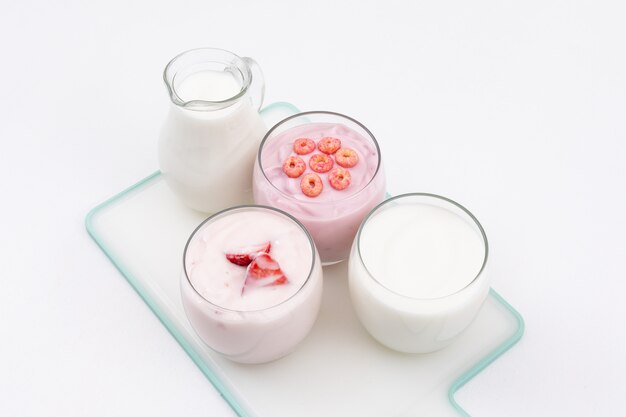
159,68,267,213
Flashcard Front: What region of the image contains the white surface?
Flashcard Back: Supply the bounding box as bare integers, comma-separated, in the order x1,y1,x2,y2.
358,199,485,299
0,0,625,416
88,173,518,417
176,70,241,102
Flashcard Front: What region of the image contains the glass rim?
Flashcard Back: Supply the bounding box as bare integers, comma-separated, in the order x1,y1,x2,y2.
356,193,489,301
182,204,317,313
163,47,250,109
257,111,383,205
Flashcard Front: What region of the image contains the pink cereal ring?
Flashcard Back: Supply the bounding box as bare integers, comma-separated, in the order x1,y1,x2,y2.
317,137,341,154
282,155,306,178
335,147,359,168
293,138,316,155
309,153,334,173
300,173,323,197
328,167,352,190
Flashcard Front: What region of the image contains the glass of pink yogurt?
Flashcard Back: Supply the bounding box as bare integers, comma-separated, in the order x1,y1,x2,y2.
253,111,386,264
181,205,323,364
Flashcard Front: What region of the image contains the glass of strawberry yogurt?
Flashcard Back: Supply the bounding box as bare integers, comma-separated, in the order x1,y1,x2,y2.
181,205,323,364
253,111,386,264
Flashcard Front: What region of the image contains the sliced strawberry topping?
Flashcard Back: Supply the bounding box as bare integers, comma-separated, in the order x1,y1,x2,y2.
243,253,289,290
225,242,271,266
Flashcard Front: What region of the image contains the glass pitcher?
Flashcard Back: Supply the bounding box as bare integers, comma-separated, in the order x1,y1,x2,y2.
158,48,267,213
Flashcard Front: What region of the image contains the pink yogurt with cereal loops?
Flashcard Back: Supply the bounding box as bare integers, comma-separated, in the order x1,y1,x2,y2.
253,111,386,264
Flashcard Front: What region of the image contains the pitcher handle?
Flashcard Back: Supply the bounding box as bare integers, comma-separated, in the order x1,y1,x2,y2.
243,57,265,111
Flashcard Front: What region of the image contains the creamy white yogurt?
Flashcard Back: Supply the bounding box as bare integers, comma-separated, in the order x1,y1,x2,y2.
349,194,489,353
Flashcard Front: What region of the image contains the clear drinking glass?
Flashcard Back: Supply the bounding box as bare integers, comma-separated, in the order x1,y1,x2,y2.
348,193,490,353
253,111,386,264
159,48,267,213
180,205,323,364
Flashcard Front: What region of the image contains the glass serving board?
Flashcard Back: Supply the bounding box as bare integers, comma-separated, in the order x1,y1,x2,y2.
85,102,524,417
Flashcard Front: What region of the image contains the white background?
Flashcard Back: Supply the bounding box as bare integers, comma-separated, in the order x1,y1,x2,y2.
1,0,625,415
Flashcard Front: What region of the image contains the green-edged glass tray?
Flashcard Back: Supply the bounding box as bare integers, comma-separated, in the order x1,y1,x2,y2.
86,102,524,417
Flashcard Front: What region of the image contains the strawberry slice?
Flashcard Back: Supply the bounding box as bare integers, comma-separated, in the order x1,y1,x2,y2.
243,253,289,291
224,242,271,266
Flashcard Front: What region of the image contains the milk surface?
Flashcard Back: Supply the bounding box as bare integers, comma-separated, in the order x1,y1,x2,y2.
175,70,241,103
360,203,485,299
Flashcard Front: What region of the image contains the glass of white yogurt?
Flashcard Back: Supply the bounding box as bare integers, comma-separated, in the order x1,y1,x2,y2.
348,193,490,353
181,205,323,364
